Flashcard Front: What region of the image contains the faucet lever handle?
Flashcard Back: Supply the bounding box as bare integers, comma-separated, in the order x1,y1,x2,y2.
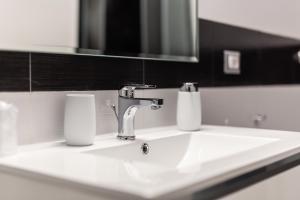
127,84,156,89
119,84,157,98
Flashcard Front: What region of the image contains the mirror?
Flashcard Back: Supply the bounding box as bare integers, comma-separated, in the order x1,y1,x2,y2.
0,0,198,62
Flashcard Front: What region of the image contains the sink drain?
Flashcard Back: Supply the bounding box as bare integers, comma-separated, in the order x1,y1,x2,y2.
141,143,150,155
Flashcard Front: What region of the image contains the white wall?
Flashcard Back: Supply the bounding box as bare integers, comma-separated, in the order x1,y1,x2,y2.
8,86,300,144
197,1,300,131
198,0,300,39
199,86,300,132
1,0,299,50
0,89,176,145
0,0,78,49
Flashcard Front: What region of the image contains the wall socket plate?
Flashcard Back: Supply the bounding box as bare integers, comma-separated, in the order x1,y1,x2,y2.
224,50,241,75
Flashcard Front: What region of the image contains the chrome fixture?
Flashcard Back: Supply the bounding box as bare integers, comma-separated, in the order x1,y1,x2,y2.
110,84,163,140
253,114,267,127
180,82,199,92
141,143,150,155
294,50,300,64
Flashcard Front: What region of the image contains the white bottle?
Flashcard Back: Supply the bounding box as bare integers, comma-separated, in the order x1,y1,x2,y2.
0,101,18,156
64,94,96,146
177,83,201,131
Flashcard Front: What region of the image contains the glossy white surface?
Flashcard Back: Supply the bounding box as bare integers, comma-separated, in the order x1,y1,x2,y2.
87,133,276,169
0,125,300,200
64,94,96,146
177,91,201,131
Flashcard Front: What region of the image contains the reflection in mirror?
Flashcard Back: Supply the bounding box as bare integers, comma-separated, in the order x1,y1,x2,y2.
0,0,198,62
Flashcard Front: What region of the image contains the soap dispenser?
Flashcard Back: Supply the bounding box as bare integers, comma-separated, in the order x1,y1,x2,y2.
177,82,201,131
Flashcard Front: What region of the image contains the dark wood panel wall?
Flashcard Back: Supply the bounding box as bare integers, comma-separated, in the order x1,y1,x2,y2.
0,19,299,92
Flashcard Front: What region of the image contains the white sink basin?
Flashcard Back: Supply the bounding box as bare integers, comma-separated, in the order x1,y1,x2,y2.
0,126,299,200
86,133,277,169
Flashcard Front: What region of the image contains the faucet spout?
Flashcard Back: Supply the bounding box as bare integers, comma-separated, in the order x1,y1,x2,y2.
138,98,163,108
117,96,163,140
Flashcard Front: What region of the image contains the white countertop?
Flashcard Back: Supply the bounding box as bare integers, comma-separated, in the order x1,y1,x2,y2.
0,125,300,200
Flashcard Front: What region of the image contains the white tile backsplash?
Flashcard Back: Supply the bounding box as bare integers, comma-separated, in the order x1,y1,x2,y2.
3,86,300,145
0,93,33,144
0,89,178,145
200,85,300,132
0,91,116,144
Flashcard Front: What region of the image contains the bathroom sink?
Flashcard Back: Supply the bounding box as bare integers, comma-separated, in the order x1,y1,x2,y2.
0,126,299,200
86,133,278,169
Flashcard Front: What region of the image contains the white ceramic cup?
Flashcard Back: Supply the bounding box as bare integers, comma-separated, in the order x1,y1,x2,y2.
64,94,96,146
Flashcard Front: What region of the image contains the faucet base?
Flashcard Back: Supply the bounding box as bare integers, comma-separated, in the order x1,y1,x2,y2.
117,135,136,140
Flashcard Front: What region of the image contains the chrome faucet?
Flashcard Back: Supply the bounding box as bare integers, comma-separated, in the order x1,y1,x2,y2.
110,84,163,140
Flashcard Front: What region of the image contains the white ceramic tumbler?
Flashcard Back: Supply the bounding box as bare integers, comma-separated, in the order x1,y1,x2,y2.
64,94,96,146
177,83,201,131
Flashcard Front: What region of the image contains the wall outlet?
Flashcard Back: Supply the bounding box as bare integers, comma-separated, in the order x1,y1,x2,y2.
224,50,241,75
